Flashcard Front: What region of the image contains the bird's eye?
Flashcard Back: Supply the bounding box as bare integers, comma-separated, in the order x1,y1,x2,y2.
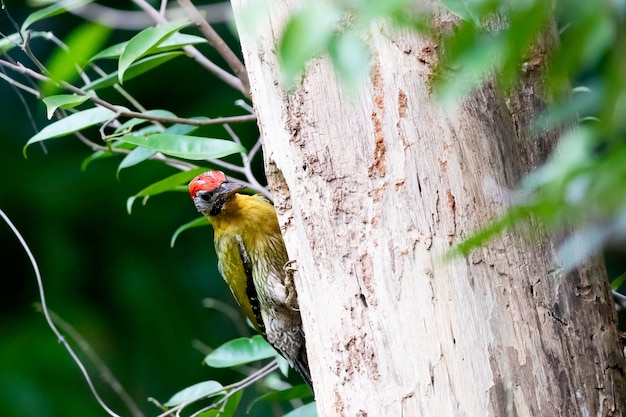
200,192,212,202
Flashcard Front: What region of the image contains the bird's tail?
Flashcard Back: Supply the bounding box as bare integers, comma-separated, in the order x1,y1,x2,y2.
293,346,314,394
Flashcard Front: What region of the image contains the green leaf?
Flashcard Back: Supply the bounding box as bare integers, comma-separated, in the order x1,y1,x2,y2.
611,271,626,291
163,121,204,136
42,93,94,119
279,4,340,85
204,335,277,368
283,402,318,417
22,0,93,31
90,32,206,61
83,52,183,91
164,381,223,407
117,134,246,160
118,19,188,83
126,168,207,214
42,22,111,96
24,107,117,156
221,389,243,417
117,146,157,176
171,217,210,248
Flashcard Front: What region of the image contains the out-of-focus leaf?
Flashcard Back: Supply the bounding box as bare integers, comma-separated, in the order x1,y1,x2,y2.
327,31,371,90
42,93,94,119
204,335,277,368
22,0,93,31
437,32,505,105
90,32,206,61
164,381,223,407
522,127,593,189
83,52,183,90
440,0,481,23
171,217,210,248
279,4,340,85
118,19,188,83
578,9,615,67
117,134,245,160
126,168,207,214
24,107,117,156
42,22,111,96
282,402,318,417
450,205,533,258
556,226,612,273
497,2,549,91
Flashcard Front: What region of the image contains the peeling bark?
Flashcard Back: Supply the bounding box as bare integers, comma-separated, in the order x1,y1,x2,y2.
231,1,626,416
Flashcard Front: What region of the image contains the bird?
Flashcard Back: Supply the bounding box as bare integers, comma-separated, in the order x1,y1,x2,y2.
189,170,312,391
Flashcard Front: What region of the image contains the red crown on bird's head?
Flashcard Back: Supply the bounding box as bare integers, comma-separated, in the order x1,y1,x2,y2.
189,171,227,199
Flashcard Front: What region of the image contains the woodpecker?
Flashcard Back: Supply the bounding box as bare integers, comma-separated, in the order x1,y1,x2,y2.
189,171,312,391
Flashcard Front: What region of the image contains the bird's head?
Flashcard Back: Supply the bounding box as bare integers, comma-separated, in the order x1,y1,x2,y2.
189,171,246,217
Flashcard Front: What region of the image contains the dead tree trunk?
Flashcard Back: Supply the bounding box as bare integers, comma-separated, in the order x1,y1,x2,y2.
231,1,626,415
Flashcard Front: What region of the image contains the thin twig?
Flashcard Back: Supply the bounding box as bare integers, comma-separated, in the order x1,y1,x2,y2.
0,209,123,417
234,99,254,114
177,0,250,97
131,0,245,95
0,59,256,126
40,307,145,417
223,124,268,195
0,70,40,97
189,360,280,417
154,360,280,417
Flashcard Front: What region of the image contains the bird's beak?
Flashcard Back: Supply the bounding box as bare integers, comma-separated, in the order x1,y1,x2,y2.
219,181,246,196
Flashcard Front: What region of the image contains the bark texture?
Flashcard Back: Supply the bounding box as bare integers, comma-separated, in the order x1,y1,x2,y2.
231,1,626,416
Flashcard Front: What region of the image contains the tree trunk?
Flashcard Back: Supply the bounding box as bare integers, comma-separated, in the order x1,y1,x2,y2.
231,1,626,416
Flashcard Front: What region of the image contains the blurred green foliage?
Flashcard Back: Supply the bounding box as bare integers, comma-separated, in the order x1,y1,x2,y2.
278,0,626,277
